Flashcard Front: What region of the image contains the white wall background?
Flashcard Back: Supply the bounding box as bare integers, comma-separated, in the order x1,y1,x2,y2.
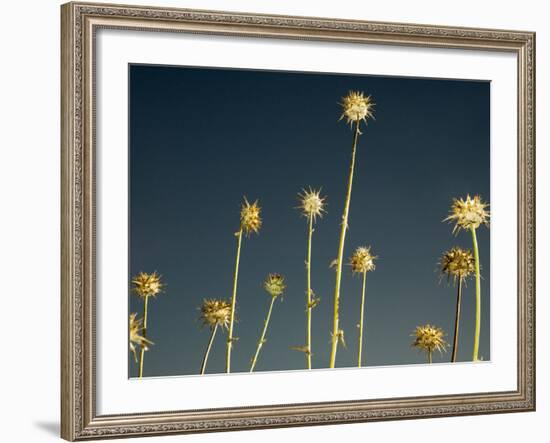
0,1,546,442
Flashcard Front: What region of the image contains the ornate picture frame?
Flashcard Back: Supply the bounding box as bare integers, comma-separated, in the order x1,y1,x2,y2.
61,2,535,440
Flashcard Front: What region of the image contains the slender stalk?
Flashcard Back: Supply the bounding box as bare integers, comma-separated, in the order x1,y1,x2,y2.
330,120,360,368
250,296,277,372
428,349,433,364
226,228,243,373
138,295,149,378
451,279,463,363
200,324,218,375
358,272,367,367
305,213,314,369
471,226,481,361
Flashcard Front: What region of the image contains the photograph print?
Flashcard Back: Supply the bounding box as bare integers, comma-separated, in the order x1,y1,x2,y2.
128,64,490,378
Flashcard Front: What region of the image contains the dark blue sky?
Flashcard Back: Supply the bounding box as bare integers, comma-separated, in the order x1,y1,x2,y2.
129,64,490,377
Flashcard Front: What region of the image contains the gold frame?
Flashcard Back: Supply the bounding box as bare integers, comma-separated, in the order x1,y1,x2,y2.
61,2,536,440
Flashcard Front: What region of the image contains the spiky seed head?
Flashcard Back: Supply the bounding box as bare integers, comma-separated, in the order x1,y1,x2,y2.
298,188,326,222
411,324,448,354
264,273,286,297
444,194,490,233
199,299,232,330
240,197,262,236
440,247,475,283
129,313,153,362
339,91,374,127
349,246,377,274
132,271,163,298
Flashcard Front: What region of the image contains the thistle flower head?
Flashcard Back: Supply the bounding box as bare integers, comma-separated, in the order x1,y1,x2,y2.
411,324,448,354
444,194,490,233
339,91,374,127
240,197,262,236
349,246,377,274
199,299,232,330
264,273,286,298
131,271,163,298
298,187,326,222
129,313,153,362
440,247,475,283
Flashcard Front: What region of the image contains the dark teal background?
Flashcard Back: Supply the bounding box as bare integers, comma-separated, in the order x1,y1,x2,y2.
129,64,490,377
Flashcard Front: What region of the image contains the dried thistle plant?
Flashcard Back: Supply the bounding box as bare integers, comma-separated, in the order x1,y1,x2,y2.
440,247,475,284
349,246,377,367
440,247,475,363
411,324,449,363
129,313,153,363
444,195,490,234
240,197,262,236
226,197,262,373
132,271,163,298
199,299,231,375
339,91,375,129
250,274,285,372
131,271,164,378
444,194,490,361
330,91,375,368
297,188,326,369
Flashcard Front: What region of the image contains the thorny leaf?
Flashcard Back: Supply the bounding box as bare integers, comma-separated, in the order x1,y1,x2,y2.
290,345,311,356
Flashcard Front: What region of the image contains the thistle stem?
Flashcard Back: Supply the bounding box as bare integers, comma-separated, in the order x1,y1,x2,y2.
451,278,463,363
200,324,218,375
330,120,360,368
250,296,277,372
226,228,243,373
358,272,367,367
138,295,149,378
428,349,433,364
471,227,481,361
306,213,314,369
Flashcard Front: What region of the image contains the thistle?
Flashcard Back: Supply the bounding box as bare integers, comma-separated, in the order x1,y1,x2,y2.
131,271,163,378
349,246,376,367
250,274,285,372
440,247,474,362
339,91,375,129
297,188,326,369
444,195,490,361
226,197,262,373
240,197,262,236
199,299,231,375
411,324,449,363
129,313,153,363
330,91,375,368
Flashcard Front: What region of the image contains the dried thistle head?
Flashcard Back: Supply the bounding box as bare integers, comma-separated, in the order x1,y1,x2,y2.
411,324,448,354
199,299,232,330
440,247,475,283
298,187,326,222
132,271,163,298
444,194,490,233
339,91,374,127
240,197,262,236
129,313,153,362
349,246,377,274
264,273,286,298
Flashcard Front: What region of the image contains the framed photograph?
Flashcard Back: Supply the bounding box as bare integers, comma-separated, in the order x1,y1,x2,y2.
61,1,536,440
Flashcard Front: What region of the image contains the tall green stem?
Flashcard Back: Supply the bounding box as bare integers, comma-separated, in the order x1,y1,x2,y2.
138,295,149,378
357,272,367,367
451,278,463,363
250,296,277,372
226,228,243,373
200,324,218,375
330,120,360,368
471,227,481,361
305,213,314,369
428,349,433,364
